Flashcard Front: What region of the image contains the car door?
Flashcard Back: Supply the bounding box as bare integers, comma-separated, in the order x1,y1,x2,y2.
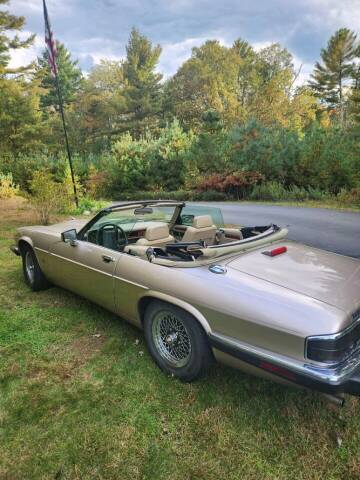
48,238,121,312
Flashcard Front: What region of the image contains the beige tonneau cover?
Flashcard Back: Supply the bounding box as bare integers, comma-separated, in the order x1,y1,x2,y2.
151,227,289,267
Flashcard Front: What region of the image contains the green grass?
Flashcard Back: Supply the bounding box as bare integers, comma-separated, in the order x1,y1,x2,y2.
1,200,360,479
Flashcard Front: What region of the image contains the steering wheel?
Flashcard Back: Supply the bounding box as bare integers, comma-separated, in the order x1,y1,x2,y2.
96,223,128,251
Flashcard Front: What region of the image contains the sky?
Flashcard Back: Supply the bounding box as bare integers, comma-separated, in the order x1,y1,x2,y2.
7,0,360,84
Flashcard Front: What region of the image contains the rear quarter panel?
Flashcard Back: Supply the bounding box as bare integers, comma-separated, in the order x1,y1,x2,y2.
137,264,347,363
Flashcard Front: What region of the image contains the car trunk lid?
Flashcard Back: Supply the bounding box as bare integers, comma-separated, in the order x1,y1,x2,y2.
226,241,360,315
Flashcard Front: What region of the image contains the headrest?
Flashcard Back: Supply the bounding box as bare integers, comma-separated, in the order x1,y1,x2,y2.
145,224,170,241
192,215,213,229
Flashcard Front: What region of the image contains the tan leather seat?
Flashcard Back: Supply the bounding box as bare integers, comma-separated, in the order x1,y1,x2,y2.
136,223,174,247
181,215,217,244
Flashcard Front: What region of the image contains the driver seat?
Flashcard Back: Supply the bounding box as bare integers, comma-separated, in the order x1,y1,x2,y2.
136,223,174,247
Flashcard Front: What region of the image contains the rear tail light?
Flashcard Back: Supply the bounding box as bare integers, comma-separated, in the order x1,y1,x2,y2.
306,311,360,364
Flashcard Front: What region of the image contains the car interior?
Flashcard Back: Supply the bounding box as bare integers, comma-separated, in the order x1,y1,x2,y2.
80,203,283,264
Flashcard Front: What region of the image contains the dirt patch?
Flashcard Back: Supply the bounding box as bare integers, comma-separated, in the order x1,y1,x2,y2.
26,335,107,383
70,334,107,363
0,197,37,223
0,197,66,225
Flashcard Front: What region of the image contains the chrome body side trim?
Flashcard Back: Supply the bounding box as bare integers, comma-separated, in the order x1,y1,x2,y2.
34,246,49,254
48,251,114,278
45,249,149,290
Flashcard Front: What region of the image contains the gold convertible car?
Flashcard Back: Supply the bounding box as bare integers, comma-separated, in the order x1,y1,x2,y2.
11,201,360,404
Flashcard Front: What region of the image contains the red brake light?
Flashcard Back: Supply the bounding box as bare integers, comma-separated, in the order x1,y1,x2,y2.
262,246,287,257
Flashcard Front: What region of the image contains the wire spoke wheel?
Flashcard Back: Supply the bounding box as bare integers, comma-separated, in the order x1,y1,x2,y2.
152,311,192,368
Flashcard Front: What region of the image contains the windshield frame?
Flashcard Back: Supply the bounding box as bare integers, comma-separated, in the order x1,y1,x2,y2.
77,200,185,241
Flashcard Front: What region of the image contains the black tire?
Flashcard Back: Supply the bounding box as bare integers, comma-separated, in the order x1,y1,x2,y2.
21,245,51,292
144,300,213,382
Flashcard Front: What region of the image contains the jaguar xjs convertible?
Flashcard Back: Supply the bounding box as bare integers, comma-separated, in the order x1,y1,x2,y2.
11,200,360,404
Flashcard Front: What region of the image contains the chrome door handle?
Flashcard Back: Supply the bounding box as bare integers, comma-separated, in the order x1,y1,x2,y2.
102,254,115,263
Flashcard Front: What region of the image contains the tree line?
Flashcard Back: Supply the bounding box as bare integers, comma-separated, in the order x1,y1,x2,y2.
0,0,359,205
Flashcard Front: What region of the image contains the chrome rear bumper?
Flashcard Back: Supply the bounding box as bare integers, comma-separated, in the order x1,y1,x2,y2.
209,332,360,397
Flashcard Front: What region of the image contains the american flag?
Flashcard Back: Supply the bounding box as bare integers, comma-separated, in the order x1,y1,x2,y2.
43,0,58,77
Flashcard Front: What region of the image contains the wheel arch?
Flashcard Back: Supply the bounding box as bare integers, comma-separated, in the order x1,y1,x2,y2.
18,236,34,254
137,291,212,334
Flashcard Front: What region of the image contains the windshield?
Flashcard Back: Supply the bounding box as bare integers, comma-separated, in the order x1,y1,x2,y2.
85,205,178,241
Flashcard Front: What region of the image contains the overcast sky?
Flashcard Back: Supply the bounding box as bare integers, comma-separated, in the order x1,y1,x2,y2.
7,0,360,83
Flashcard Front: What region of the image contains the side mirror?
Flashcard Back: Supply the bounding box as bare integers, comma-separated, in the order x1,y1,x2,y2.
61,228,77,245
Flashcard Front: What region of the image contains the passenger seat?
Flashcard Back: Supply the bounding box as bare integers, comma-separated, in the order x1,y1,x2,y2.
136,223,174,247
181,215,217,244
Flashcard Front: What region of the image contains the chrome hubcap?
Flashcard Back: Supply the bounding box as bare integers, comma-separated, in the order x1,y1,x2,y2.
25,251,35,284
152,311,192,367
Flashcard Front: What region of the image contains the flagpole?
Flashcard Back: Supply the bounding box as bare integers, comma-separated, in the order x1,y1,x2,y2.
42,0,78,208
54,72,79,208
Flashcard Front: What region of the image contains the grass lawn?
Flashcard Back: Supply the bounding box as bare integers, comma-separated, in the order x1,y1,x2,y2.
1,198,360,480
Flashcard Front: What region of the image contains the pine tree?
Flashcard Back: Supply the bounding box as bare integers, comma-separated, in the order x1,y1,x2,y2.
121,28,163,136
309,28,358,126
36,41,83,109
0,0,35,74
349,58,360,127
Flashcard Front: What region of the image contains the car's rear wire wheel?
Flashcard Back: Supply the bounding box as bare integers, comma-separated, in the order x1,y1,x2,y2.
144,300,213,382
152,311,192,368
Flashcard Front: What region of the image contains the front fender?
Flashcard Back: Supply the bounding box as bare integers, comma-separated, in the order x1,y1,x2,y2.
17,235,34,252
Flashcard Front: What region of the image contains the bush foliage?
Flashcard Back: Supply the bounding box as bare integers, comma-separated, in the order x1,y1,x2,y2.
0,172,19,199
1,118,359,207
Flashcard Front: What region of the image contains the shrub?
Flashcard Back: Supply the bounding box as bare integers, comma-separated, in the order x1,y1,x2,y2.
249,182,331,202
287,185,308,201
228,121,301,185
0,153,51,191
337,188,360,207
249,181,288,201
60,165,84,212
85,165,109,199
295,124,357,193
197,171,263,199
0,172,19,198
70,198,109,215
193,190,228,201
116,190,195,201
29,170,71,225
113,190,231,202
306,187,330,201
109,121,194,197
